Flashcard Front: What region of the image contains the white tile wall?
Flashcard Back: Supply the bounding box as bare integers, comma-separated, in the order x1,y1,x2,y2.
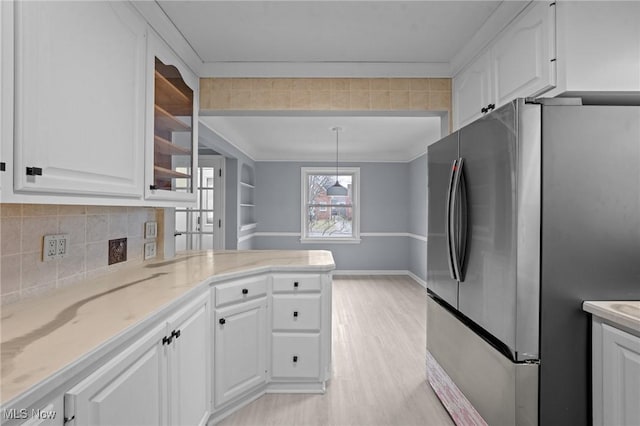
0,204,158,305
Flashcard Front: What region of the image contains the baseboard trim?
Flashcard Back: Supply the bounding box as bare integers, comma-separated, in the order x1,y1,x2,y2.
333,270,427,288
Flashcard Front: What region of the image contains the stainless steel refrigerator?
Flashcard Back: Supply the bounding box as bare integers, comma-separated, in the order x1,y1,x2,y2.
426,98,640,426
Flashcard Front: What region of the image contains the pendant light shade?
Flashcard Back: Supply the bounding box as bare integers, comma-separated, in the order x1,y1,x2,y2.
327,126,348,196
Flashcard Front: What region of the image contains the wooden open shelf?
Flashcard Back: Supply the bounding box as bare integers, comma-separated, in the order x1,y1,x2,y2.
155,71,192,116
154,105,191,132
154,135,191,156
154,165,191,179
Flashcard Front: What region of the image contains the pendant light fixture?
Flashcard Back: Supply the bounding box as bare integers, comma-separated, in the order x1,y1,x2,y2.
327,126,348,196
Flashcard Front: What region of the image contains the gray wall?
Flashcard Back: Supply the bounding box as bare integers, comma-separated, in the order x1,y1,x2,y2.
253,161,412,272
408,153,428,283
199,122,255,249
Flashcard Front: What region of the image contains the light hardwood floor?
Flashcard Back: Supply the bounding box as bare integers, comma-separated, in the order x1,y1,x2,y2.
217,275,454,426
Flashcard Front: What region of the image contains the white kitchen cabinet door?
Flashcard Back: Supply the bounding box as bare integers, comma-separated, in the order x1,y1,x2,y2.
214,297,267,407
453,50,492,130
602,324,640,426
64,324,167,426
491,1,556,107
13,1,145,197
167,293,211,426
145,29,198,204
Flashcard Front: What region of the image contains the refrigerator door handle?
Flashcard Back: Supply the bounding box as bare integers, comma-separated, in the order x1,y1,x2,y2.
445,159,458,280
451,158,468,281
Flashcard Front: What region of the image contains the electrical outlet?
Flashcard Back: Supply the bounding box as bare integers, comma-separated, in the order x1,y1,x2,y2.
43,234,69,261
108,238,127,265
145,221,158,239
144,241,157,260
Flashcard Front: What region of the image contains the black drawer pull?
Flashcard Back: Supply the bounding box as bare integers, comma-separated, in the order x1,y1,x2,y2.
242,288,248,295
293,281,299,288
171,329,181,339
293,311,298,318
293,355,298,363
0,162,5,172
219,318,226,325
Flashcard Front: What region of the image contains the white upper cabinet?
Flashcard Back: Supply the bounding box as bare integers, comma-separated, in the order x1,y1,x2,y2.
454,1,556,130
145,30,198,204
453,51,493,129
13,1,146,197
550,1,640,95
491,1,556,107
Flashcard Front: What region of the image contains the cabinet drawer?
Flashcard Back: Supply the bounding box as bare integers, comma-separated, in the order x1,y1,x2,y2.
214,276,267,307
272,333,321,379
272,274,321,293
272,294,321,331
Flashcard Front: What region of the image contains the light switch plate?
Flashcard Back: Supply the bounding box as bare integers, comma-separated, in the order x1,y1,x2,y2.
145,221,158,239
144,241,157,260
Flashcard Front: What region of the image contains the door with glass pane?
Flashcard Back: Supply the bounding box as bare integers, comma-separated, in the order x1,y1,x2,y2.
175,156,225,251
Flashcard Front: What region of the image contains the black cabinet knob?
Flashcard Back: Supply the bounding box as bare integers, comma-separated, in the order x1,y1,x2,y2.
219,318,226,325
481,107,488,114
242,288,248,295
293,311,298,318
0,162,5,172
487,103,495,111
171,329,181,339
293,355,298,363
293,281,299,288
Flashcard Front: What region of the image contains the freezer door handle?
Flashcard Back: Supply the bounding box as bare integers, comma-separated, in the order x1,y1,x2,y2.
445,159,458,280
451,158,468,281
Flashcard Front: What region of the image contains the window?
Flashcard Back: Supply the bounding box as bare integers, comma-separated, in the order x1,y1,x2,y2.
301,167,360,243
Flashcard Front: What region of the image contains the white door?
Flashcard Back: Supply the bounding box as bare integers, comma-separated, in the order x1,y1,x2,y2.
64,324,166,426
167,293,211,426
214,298,267,407
175,155,225,251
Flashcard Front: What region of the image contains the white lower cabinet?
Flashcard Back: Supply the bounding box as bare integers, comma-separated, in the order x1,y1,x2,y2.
272,333,321,379
597,323,640,426
17,271,331,426
64,292,210,426
64,324,166,426
167,293,211,426
214,297,267,407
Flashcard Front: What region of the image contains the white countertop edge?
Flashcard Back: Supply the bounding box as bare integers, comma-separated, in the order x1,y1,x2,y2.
1,261,335,411
583,301,640,335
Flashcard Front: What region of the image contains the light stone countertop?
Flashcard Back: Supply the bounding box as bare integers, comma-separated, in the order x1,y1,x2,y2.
0,249,335,406
583,301,640,334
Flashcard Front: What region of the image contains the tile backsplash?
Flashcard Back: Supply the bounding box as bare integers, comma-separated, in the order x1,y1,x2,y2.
0,204,158,305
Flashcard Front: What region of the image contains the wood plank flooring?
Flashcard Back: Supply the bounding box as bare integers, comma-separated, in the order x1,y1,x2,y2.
217,275,454,426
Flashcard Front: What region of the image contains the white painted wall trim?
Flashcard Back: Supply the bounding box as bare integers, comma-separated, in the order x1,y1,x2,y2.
333,270,427,289
252,232,426,241
200,61,451,78
237,233,256,243
408,233,428,243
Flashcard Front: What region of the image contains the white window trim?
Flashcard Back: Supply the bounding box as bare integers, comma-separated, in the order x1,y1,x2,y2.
300,167,361,244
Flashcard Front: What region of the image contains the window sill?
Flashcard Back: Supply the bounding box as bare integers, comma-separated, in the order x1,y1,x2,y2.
300,237,362,245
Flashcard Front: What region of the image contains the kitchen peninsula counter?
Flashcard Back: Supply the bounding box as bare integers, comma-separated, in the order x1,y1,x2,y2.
583,301,640,335
0,250,335,408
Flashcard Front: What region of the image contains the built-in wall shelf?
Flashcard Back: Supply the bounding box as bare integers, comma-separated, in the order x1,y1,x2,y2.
154,165,191,180
154,105,191,132
154,135,192,156
239,223,257,232
240,164,256,230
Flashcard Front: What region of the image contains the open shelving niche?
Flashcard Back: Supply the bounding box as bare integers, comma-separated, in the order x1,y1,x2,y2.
152,58,194,194
239,164,257,232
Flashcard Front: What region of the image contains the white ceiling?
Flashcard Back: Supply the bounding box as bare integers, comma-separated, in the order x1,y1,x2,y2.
200,114,443,162
158,1,502,64
156,1,518,162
